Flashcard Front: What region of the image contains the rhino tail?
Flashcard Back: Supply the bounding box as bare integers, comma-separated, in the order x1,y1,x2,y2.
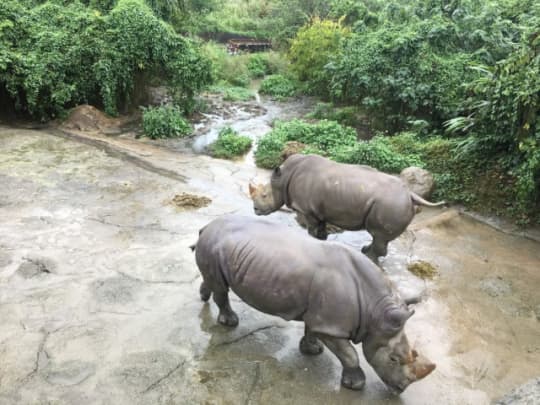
410,192,446,207
189,225,209,252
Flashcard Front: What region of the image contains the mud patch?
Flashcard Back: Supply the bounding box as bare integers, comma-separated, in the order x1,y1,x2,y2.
61,105,124,133
407,260,438,279
15,256,56,278
169,193,211,211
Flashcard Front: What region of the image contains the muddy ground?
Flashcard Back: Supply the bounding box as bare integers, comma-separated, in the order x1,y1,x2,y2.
0,97,539,404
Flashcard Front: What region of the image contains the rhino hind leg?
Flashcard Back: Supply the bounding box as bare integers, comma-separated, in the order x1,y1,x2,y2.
213,289,239,327
299,326,324,355
318,335,366,390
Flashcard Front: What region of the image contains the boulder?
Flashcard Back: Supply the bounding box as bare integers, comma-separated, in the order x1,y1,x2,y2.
400,166,435,199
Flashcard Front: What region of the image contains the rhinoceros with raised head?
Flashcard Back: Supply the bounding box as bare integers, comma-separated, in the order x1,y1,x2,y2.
249,154,445,261
191,215,436,394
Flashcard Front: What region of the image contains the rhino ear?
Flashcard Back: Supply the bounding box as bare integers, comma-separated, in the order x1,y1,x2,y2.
273,166,281,177
248,182,256,197
384,307,414,334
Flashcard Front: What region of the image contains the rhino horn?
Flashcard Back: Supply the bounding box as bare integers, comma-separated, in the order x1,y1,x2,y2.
413,361,436,380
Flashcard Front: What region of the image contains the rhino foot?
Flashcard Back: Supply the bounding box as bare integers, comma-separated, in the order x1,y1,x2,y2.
218,311,239,327
341,367,366,390
299,335,324,355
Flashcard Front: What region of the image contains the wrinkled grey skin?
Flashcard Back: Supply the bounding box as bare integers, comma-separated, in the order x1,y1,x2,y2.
191,215,436,394
249,154,445,262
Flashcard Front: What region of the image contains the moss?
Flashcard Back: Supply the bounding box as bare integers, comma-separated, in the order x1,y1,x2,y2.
407,260,438,280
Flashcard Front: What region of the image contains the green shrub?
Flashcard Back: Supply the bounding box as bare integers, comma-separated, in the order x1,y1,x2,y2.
255,131,288,169
307,102,362,128
142,105,192,139
247,54,267,78
254,119,357,168
331,136,423,173
202,42,251,86
289,17,350,95
210,127,252,159
262,52,289,75
259,75,297,99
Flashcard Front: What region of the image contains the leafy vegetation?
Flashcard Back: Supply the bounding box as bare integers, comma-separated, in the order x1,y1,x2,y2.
142,105,192,139
254,119,357,168
259,75,298,99
209,127,252,159
0,0,211,119
288,17,349,95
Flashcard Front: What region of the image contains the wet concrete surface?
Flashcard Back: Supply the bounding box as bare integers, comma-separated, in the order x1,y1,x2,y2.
1,103,539,404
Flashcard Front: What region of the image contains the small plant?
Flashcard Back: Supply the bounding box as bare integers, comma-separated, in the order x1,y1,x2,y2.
141,105,192,139
210,127,252,159
259,75,297,99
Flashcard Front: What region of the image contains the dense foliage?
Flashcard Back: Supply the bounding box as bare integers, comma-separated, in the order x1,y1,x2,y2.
142,105,192,139
288,18,349,96
259,75,298,99
209,126,252,159
0,0,211,119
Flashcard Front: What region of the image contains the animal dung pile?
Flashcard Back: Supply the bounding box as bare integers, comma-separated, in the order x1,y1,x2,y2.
407,260,438,280
170,193,211,211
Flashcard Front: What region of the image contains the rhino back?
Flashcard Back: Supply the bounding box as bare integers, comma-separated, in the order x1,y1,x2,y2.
196,215,394,340
282,155,413,230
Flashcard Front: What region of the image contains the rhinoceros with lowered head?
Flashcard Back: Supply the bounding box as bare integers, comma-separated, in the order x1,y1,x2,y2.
191,215,436,394
249,154,445,261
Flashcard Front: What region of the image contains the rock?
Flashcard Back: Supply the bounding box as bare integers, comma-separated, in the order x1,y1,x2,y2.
280,141,306,162
400,166,435,199
495,377,540,404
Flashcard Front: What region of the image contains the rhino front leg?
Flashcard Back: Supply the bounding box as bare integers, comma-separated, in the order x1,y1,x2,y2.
318,336,366,390
299,325,324,355
304,214,328,240
213,289,239,327
362,232,389,263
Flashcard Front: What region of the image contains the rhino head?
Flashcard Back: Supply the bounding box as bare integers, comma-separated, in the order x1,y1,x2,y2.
249,167,285,215
362,303,436,394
